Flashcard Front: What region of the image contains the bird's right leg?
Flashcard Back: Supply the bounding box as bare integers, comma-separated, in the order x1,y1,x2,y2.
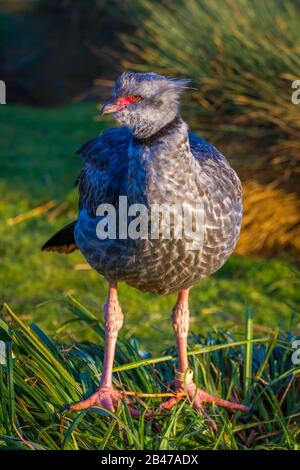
159,289,249,427
66,282,138,416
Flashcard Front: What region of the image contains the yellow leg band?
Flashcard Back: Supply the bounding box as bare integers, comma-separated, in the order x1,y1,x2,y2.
175,368,194,383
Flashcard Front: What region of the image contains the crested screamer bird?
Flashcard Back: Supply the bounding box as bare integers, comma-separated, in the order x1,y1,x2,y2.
42,72,248,421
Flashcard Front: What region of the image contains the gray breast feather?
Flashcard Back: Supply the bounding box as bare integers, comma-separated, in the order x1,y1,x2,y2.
75,127,242,294
189,131,242,200
77,128,242,212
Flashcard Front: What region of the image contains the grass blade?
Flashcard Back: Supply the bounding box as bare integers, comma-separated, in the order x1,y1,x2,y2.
244,308,254,398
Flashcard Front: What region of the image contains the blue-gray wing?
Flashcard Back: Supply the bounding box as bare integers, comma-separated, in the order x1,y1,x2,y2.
189,131,242,200
189,132,223,161
76,127,131,216
189,131,243,264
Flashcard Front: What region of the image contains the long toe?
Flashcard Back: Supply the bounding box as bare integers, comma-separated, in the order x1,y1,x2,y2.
158,381,248,422
66,390,103,411
158,394,183,411
192,395,217,432
65,387,140,417
191,388,249,413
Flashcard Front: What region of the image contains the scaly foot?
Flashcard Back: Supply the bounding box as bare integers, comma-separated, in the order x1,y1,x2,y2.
160,379,249,411
65,386,140,417
159,377,249,430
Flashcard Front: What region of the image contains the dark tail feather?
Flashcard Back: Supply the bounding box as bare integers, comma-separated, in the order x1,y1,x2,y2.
41,221,78,254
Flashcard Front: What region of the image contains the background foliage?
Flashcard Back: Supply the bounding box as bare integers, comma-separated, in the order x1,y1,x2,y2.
0,0,299,451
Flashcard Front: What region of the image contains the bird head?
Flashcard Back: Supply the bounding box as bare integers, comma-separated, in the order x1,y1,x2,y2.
100,72,191,139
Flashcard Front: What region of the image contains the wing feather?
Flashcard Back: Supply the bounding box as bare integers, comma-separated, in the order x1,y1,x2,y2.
76,127,131,215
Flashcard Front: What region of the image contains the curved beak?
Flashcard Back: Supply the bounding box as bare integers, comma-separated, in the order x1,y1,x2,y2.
100,96,138,115
100,98,120,115
100,97,131,115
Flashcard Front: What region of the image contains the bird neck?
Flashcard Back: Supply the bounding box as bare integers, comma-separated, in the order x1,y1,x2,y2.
131,115,189,154
127,116,195,206
133,115,182,146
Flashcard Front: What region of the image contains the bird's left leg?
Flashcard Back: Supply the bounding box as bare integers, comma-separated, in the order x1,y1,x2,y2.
159,289,249,420
65,282,139,416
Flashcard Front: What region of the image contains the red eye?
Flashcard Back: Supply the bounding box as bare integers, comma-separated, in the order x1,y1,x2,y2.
129,95,142,102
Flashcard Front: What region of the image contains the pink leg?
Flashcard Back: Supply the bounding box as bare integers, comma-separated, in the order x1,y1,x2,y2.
66,283,138,416
172,289,190,375
159,289,249,423
100,282,123,389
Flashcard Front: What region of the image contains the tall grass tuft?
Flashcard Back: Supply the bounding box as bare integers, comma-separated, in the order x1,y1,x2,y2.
237,181,300,257
123,0,300,174
0,299,299,449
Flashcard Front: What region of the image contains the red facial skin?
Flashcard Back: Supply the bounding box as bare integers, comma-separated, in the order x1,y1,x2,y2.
101,95,141,114
114,95,141,111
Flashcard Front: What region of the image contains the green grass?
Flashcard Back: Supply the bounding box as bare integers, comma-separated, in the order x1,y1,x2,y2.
0,103,299,449
0,103,299,352
0,301,299,450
